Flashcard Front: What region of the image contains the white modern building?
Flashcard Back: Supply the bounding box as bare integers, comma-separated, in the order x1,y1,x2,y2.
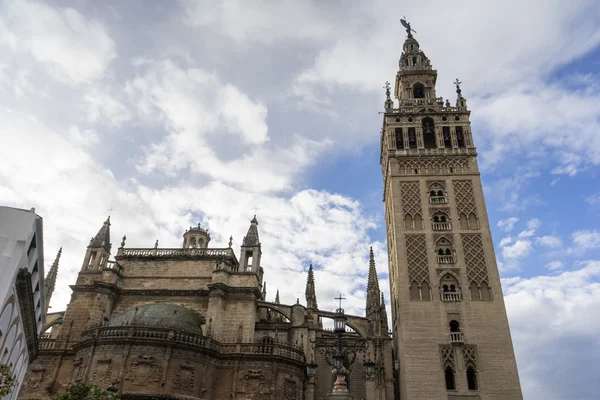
0,206,46,399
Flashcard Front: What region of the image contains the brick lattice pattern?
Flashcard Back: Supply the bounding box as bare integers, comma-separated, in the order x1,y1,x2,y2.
461,234,489,285
400,181,422,217
453,180,477,217
406,234,429,285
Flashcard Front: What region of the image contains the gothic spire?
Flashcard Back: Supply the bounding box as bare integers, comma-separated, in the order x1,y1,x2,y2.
275,289,280,304
305,264,318,309
242,215,260,247
366,247,382,318
89,216,111,252
262,282,267,300
44,247,61,312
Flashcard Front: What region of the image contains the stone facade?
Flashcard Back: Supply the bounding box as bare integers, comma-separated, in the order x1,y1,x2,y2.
381,32,523,399
19,219,394,400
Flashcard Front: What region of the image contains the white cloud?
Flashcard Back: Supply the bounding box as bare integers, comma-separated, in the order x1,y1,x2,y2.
517,229,536,239
0,0,115,85
499,236,513,247
545,261,563,271
504,261,600,399
571,230,600,251
502,239,533,259
181,0,335,45
536,235,563,248
586,193,600,206
498,217,520,232
527,218,542,230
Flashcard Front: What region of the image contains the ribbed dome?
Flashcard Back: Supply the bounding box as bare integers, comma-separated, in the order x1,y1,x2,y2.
108,303,205,334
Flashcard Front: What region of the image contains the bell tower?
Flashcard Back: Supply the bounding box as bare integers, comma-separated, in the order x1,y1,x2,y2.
382,20,523,399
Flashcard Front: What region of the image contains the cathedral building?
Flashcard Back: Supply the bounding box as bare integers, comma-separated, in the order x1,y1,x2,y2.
18,217,393,400
381,24,523,399
18,23,522,400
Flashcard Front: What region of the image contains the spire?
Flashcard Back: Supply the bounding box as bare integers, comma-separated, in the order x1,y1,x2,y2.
275,289,280,304
366,247,382,318
242,215,260,247
44,247,61,312
262,282,267,300
367,247,380,292
89,216,111,252
305,264,318,309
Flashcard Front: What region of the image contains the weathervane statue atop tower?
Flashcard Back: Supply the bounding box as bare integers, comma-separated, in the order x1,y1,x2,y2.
400,17,416,38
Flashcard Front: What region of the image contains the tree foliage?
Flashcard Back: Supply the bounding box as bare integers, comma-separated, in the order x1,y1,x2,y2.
51,382,120,400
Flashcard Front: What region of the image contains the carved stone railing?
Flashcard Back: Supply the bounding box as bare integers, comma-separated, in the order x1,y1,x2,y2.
39,338,57,349
80,326,304,362
429,196,447,204
394,148,476,157
442,292,462,302
432,223,452,231
450,332,464,344
437,255,455,264
118,248,234,259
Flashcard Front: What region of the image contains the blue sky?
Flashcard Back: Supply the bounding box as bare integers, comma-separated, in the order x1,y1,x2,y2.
1,1,599,399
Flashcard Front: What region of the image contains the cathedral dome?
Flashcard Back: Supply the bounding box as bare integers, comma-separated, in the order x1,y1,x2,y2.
182,222,211,248
108,303,205,334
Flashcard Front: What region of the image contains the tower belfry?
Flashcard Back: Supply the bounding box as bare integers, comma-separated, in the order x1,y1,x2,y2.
382,20,523,399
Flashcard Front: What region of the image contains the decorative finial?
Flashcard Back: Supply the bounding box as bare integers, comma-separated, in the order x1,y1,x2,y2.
335,293,346,310
454,78,462,95
384,81,391,99
120,235,126,248
400,17,416,38
445,99,451,107
198,222,201,229
297,298,300,304
107,206,115,217
154,240,159,249
228,235,233,248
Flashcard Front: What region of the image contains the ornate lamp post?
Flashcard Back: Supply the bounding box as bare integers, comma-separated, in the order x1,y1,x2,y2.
311,295,371,399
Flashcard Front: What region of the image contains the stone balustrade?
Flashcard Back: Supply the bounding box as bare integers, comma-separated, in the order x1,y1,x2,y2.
118,248,233,259
432,222,452,231
394,147,476,157
39,338,57,349
450,332,464,344
429,196,447,204
441,292,462,302
75,326,304,362
437,255,455,264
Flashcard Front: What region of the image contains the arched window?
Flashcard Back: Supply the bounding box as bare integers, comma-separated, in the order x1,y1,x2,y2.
445,366,456,390
408,127,417,148
456,126,465,148
442,126,452,148
189,238,197,248
432,213,451,231
429,183,447,204
470,282,480,300
467,366,478,390
422,117,436,148
413,83,425,99
449,320,460,333
480,282,492,300
435,237,455,264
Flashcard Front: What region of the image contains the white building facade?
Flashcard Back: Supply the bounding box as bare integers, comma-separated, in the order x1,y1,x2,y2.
0,206,45,399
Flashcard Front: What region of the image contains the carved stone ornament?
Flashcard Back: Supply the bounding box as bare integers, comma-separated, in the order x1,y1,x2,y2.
124,355,163,387
92,358,113,385
173,362,195,391
283,377,297,400
69,357,85,384
22,366,45,392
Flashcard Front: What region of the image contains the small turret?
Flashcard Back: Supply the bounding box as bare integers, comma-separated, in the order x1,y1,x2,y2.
81,217,111,271
182,223,211,248
240,215,261,274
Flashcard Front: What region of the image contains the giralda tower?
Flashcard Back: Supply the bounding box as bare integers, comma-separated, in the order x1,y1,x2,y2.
381,22,523,399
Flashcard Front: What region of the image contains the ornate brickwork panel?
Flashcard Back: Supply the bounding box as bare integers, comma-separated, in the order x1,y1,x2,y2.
461,234,489,285
463,345,478,369
283,377,298,400
453,180,478,220
406,235,429,285
400,181,422,217
397,158,470,175
440,345,455,369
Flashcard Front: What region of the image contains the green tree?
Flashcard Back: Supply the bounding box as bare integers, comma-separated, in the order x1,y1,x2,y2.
52,382,120,400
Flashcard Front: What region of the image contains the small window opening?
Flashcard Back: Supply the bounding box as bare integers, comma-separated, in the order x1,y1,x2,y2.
413,83,425,99
422,117,436,148
445,366,456,390
414,169,418,175
450,167,454,173
456,127,465,148
467,366,478,390
412,56,417,66
246,253,253,271
442,127,452,148
408,127,417,148
395,128,404,149
449,320,460,333
88,251,97,266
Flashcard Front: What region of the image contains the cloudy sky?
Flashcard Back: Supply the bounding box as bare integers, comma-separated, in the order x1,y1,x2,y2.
1,0,600,398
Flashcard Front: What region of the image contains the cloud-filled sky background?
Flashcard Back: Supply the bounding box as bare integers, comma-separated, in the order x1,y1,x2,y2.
1,1,600,398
